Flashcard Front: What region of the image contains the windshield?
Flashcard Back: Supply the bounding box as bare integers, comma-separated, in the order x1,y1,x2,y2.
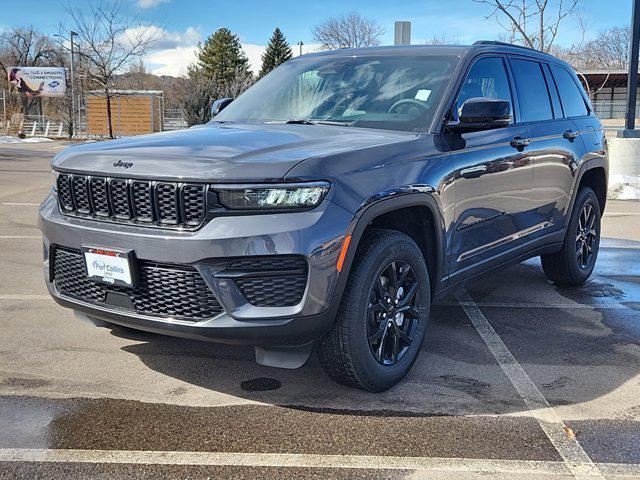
215,54,457,132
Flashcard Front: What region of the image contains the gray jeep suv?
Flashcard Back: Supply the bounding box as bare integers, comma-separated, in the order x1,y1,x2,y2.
39,42,607,391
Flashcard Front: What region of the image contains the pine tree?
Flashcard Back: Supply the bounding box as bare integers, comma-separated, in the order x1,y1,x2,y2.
258,27,293,78
194,28,251,84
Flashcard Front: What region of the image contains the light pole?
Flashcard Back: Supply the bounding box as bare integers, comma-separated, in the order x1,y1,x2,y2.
70,31,79,137
297,41,304,57
54,31,78,137
624,0,640,134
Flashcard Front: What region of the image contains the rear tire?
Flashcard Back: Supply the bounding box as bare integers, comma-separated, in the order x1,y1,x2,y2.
541,187,601,286
318,229,430,392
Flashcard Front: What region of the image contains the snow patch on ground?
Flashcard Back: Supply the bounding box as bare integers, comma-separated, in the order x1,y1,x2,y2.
608,174,640,200
0,136,55,144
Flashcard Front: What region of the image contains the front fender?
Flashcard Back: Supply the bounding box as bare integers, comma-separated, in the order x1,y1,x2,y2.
330,188,447,308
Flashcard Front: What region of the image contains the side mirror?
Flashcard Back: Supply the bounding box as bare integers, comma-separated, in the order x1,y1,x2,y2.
447,97,511,132
211,98,234,117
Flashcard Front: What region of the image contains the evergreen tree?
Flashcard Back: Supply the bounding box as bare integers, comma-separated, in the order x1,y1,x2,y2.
193,28,251,84
258,27,293,78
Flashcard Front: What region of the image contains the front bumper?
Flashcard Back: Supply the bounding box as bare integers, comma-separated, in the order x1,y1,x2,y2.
38,195,353,346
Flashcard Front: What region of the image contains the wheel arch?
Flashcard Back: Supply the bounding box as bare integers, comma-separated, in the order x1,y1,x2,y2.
332,190,447,307
566,157,608,225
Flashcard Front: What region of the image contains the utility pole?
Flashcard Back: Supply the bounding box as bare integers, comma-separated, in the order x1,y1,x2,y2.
70,30,78,137
624,0,640,134
297,41,304,57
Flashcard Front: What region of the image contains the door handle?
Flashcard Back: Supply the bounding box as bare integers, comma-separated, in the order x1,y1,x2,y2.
563,130,580,141
510,137,530,150
460,165,488,178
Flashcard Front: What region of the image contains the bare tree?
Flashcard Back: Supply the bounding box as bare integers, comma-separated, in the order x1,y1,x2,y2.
312,11,385,50
424,34,461,45
64,1,163,138
474,0,581,52
580,26,631,70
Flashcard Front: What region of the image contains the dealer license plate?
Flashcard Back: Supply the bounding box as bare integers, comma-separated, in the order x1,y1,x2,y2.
83,247,135,288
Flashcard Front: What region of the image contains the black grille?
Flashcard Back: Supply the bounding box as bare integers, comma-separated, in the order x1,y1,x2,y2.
71,176,91,214
236,275,307,307
52,247,223,321
57,175,74,211
55,173,207,230
182,185,206,226
228,256,308,307
228,256,307,271
132,181,153,222
156,183,178,224
89,177,109,216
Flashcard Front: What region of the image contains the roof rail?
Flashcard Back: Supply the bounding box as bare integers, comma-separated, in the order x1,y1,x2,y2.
473,40,542,54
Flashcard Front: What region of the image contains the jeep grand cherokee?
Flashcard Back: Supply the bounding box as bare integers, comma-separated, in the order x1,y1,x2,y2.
39,41,607,391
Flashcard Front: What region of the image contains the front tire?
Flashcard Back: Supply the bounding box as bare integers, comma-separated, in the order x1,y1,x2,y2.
541,187,601,286
318,229,430,392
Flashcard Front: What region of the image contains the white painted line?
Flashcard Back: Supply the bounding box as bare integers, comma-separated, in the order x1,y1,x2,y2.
455,290,605,480
0,449,574,476
0,235,40,239
437,301,627,310
603,212,640,216
0,295,50,300
1,202,39,206
1,448,637,477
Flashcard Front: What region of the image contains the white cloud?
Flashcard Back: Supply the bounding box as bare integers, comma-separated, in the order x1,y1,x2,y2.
142,28,320,78
242,43,266,75
137,0,170,9
147,45,198,76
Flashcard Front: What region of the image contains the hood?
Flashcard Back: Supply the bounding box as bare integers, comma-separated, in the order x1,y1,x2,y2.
52,123,416,182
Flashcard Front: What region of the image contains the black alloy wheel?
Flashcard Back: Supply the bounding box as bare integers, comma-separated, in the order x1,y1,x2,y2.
576,202,597,269
367,261,420,365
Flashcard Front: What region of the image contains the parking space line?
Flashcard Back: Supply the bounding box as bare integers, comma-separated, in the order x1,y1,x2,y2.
0,295,50,300
1,202,40,206
455,289,605,480
438,301,627,310
0,449,577,476
0,236,40,239
1,448,637,477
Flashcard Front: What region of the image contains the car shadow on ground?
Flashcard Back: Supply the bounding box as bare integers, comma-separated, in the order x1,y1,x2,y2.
115,237,640,416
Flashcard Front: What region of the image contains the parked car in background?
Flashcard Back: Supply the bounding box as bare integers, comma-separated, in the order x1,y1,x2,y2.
39,41,607,391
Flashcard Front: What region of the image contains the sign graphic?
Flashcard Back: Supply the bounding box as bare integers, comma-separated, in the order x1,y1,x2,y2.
8,67,67,97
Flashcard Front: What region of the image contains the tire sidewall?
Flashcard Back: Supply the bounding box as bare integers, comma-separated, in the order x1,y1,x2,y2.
346,233,430,391
566,188,601,280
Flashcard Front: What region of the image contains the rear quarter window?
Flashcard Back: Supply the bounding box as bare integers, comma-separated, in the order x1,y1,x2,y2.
551,65,589,118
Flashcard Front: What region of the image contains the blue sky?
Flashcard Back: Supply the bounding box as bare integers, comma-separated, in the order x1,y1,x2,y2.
0,0,633,76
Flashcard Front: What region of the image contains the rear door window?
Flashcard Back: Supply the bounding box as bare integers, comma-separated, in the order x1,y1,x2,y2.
510,59,553,122
551,65,589,118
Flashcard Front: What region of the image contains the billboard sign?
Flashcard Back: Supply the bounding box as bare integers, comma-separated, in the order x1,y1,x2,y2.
7,67,67,97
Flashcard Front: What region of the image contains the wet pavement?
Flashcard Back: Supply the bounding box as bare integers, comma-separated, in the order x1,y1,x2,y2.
0,142,639,479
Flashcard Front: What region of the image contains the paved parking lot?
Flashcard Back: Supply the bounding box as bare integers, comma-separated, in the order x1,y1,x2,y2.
1,141,639,479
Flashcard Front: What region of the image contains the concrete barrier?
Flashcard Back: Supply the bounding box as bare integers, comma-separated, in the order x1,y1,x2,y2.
608,137,640,177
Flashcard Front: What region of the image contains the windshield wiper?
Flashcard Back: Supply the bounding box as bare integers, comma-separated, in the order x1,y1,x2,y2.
284,119,352,126
285,119,316,125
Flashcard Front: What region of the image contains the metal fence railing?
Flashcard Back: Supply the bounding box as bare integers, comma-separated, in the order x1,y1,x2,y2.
163,108,187,131
591,99,640,120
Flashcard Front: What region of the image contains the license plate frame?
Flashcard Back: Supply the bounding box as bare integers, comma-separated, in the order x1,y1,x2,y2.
82,246,137,289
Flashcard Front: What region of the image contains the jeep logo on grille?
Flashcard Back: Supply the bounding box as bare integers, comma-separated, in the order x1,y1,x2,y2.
113,160,133,169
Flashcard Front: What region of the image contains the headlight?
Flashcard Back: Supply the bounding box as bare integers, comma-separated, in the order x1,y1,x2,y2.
216,182,330,210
